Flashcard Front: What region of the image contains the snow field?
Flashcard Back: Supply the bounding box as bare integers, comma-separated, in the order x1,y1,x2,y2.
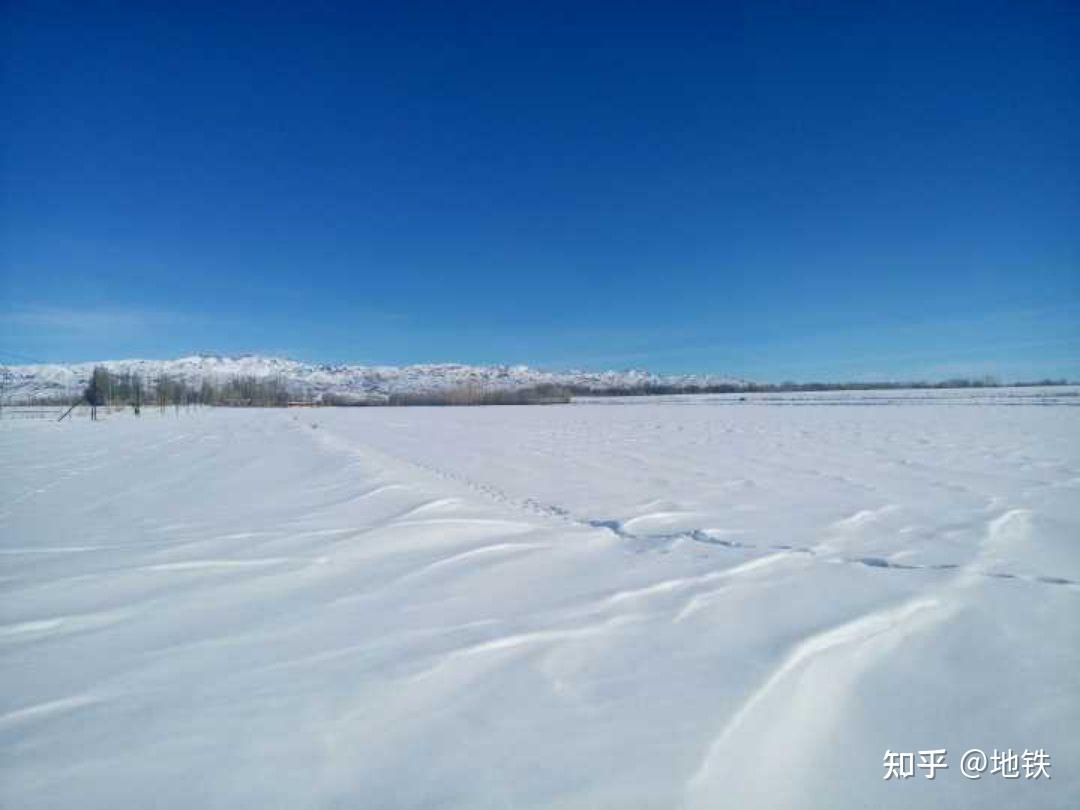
1,394,1077,808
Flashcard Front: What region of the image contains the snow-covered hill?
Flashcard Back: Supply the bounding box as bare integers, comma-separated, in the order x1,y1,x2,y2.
0,354,746,401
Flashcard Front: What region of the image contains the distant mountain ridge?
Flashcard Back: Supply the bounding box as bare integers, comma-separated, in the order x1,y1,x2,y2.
1,354,747,402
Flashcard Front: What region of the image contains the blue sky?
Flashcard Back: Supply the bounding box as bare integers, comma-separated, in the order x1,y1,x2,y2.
2,1,1077,380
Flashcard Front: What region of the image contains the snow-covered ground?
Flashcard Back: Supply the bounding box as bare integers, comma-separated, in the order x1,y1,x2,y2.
2,392,1077,808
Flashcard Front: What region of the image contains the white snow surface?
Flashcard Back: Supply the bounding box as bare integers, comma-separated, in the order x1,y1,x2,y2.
1,354,746,400
2,392,1078,808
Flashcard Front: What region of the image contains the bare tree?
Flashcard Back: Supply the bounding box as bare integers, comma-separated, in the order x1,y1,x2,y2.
84,366,108,421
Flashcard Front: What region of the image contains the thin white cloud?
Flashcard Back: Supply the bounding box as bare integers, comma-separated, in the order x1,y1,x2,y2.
1,306,185,334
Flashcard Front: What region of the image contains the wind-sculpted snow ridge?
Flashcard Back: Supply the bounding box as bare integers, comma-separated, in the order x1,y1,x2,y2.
1,394,1077,808
0,353,747,401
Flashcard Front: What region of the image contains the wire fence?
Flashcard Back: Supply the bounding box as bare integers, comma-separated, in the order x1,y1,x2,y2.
0,405,66,420
0,404,139,421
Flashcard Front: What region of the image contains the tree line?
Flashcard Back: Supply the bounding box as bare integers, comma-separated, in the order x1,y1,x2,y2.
68,367,572,410
74,366,294,411
566,376,1072,397
386,383,571,406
